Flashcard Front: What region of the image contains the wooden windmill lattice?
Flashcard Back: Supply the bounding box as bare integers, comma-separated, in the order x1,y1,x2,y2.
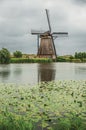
31,9,68,59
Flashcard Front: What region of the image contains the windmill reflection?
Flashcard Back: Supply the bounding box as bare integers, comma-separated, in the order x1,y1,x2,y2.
38,63,56,82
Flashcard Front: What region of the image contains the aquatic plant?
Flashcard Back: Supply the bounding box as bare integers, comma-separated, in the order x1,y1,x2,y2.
0,80,86,130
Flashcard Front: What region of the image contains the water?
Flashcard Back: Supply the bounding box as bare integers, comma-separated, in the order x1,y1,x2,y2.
0,63,86,84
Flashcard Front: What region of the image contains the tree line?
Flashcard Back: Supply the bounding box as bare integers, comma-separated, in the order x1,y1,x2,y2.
0,48,22,64
0,48,86,64
75,52,86,59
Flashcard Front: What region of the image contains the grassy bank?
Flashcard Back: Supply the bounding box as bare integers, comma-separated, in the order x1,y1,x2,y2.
0,81,86,130
56,56,86,63
0,47,86,64
10,57,86,63
10,58,52,63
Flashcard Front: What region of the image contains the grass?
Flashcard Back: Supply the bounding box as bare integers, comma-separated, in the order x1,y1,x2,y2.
56,56,86,63
0,80,86,130
10,58,52,63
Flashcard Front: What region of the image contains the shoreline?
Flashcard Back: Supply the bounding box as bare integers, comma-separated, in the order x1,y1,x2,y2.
9,57,86,63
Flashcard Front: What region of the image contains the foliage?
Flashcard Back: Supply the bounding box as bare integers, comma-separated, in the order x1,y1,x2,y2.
71,58,81,63
13,51,22,58
75,52,86,59
56,55,75,62
56,54,86,63
0,48,10,64
56,56,67,62
0,81,86,130
10,58,52,63
69,55,74,59
0,47,86,63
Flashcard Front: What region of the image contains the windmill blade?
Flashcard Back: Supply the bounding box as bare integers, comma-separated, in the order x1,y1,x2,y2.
52,32,68,34
45,9,52,33
52,32,68,37
51,35,57,58
53,36,58,40
37,35,40,55
31,29,46,35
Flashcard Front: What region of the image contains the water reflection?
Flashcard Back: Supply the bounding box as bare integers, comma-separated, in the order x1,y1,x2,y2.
75,66,86,74
13,65,22,76
0,63,86,84
0,65,10,80
38,63,56,82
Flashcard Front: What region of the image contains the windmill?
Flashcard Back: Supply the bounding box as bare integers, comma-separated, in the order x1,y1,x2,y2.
31,9,68,59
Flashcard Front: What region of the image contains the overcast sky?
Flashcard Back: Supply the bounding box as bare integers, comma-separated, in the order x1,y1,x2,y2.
0,0,86,55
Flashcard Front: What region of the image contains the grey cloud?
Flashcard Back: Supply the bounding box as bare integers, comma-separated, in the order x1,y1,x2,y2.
0,0,86,55
73,0,86,5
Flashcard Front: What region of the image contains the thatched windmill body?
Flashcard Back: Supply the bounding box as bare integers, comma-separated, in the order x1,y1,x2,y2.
31,9,68,59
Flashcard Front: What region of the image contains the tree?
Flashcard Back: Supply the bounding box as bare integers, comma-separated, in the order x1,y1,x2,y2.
13,51,22,58
75,52,78,59
82,52,86,58
0,48,10,64
78,52,82,59
69,55,74,59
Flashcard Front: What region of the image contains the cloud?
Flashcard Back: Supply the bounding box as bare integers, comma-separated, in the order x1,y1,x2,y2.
0,0,86,55
73,0,86,5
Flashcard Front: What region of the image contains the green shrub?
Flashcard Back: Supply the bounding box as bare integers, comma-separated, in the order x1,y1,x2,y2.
75,52,86,59
13,51,22,58
82,58,86,62
10,58,52,63
56,56,67,62
0,48,10,64
72,58,81,63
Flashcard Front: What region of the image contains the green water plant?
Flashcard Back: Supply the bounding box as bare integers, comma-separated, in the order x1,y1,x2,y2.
0,80,86,130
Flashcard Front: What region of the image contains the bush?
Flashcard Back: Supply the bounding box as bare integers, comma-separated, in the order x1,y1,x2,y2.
13,51,22,58
75,52,86,59
82,58,86,62
0,48,10,64
72,59,81,63
10,58,52,63
56,56,67,62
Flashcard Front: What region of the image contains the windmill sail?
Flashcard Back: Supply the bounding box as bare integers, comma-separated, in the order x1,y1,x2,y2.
45,9,52,33
31,30,46,35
